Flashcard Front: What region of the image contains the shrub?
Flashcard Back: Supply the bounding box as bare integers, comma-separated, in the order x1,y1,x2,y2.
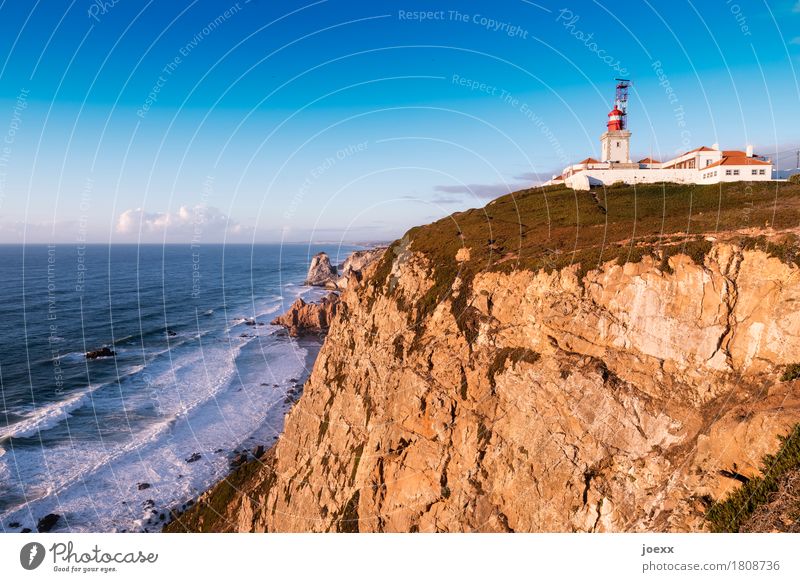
782,363,800,382
706,424,800,532
789,173,800,184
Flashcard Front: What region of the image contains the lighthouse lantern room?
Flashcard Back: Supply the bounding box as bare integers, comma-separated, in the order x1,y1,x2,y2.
600,79,632,164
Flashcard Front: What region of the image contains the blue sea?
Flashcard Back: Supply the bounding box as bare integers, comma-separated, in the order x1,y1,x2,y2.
0,243,357,532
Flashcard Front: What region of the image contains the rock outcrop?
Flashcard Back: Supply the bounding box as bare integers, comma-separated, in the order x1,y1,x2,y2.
167,234,800,533
271,292,341,337
36,513,61,532
304,252,337,286
337,247,387,289
304,248,386,289
85,347,115,360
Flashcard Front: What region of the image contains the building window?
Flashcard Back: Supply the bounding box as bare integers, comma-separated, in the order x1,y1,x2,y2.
706,159,711,166
726,169,732,175
752,169,758,175
733,169,740,176
759,169,765,175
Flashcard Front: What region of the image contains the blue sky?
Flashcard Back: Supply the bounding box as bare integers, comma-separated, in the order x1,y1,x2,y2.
0,0,798,243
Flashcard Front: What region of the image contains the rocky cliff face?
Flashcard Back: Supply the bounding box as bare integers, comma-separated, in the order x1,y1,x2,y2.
304,249,387,290
337,247,387,289
167,231,800,533
271,292,340,337
304,252,338,286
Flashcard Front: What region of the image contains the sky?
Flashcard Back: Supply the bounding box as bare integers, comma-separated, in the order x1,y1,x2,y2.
0,0,798,243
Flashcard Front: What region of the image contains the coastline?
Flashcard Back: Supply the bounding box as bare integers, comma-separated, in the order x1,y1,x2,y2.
162,245,385,532
161,183,800,534
0,244,359,533
159,334,323,533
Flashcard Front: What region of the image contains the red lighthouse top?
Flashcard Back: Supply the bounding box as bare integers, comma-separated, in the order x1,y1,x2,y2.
607,107,624,131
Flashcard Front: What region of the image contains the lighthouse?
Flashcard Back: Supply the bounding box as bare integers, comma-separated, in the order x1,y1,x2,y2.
600,79,632,164
542,77,775,190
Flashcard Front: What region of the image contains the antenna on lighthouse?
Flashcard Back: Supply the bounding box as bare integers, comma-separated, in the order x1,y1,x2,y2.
614,78,632,129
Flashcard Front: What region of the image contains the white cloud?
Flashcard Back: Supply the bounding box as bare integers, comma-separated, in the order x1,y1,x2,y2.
115,205,248,240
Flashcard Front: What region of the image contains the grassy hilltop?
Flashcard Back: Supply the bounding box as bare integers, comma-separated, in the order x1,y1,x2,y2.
371,181,800,329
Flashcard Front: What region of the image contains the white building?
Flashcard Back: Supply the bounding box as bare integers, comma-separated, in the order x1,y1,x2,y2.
545,91,774,190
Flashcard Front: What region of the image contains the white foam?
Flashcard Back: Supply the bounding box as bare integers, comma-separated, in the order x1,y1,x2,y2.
0,259,330,531
0,333,311,532
0,386,104,441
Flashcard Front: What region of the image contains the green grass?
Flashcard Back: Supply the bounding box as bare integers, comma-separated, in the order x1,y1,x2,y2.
706,424,800,532
366,181,800,347
782,364,800,382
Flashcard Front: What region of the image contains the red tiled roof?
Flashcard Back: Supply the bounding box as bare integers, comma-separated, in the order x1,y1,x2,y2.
577,157,600,164
705,156,771,169
722,150,747,157
638,157,661,164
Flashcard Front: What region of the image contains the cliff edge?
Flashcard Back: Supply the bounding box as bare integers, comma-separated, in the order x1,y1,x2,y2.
167,182,800,532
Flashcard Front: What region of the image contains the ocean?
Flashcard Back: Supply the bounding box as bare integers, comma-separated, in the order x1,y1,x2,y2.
0,243,357,532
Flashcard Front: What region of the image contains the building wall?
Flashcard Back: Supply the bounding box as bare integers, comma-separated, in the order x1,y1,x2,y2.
661,149,721,170
698,165,771,184
565,168,697,190
601,130,631,163
564,165,772,190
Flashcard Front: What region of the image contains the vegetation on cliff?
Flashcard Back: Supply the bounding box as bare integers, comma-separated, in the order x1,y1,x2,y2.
165,180,800,533
706,424,800,532
370,180,800,344
782,364,800,383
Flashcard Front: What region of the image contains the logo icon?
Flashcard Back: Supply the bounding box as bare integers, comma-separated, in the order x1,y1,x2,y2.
20,542,46,570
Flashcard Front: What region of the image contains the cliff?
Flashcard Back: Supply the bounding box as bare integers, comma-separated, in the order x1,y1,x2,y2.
167,182,800,532
304,248,387,290
337,247,387,289
271,292,341,337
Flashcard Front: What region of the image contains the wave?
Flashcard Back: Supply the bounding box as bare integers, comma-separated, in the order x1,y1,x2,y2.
0,385,105,441
0,331,308,529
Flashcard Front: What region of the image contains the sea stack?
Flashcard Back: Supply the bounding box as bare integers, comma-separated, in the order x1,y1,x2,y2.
304,252,337,287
